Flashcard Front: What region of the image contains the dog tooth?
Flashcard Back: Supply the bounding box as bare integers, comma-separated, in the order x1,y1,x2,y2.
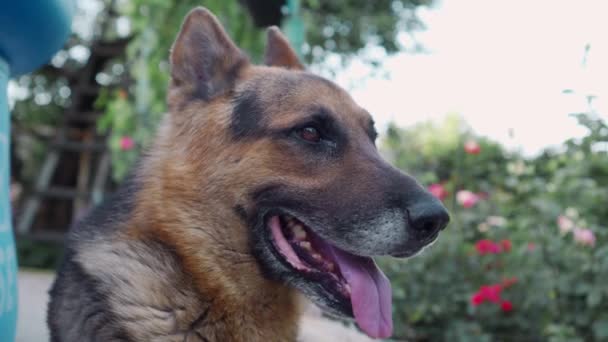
344,284,351,294
325,262,335,272
293,225,307,240
299,241,312,250
312,253,322,261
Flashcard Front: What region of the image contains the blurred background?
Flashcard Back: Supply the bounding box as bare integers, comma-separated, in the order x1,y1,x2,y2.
8,0,607,341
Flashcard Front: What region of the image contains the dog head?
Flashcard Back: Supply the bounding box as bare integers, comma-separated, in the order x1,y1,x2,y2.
165,8,449,339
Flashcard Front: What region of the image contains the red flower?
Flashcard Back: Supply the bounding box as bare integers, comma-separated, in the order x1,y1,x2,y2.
475,239,501,255
464,140,481,154
119,136,135,151
500,300,514,312
471,283,505,307
475,239,492,255
471,292,485,306
479,284,502,303
501,277,518,288
428,183,448,201
500,239,512,252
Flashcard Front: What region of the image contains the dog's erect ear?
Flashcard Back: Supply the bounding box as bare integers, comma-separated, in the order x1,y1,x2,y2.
264,26,305,70
170,7,248,100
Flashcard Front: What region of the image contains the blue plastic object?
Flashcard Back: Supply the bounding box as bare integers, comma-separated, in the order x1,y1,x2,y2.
0,1,73,341
0,1,73,77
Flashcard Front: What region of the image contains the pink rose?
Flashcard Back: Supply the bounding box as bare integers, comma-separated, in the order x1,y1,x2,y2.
456,190,479,208
464,140,481,155
573,228,596,247
557,215,574,234
428,183,448,201
119,136,135,151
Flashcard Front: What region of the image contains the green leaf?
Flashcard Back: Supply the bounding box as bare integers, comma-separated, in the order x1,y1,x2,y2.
593,319,608,339
587,290,602,308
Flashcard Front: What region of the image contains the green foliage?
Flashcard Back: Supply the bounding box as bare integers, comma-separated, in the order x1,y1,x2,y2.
381,113,608,341
97,0,266,180
99,0,432,180
16,239,63,269
301,0,432,61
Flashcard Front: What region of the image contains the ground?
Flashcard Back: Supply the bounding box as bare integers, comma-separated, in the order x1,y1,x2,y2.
17,269,373,342
17,270,51,342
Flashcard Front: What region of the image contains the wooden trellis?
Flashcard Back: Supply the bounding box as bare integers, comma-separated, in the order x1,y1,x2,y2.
16,34,129,241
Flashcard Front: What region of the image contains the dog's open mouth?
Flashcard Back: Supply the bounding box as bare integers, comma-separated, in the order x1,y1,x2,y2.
267,214,393,338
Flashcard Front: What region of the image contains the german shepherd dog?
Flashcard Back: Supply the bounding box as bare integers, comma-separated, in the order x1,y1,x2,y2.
48,7,449,341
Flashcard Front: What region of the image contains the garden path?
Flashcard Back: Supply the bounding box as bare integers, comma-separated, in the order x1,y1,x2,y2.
17,270,373,342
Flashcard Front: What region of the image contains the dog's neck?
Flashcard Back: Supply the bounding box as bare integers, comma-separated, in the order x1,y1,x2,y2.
126,155,302,340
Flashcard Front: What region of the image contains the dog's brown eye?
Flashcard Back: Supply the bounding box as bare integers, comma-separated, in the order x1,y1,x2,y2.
298,126,321,143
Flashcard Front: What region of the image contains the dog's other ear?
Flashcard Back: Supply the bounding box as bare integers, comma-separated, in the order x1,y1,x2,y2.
264,26,305,70
170,7,248,100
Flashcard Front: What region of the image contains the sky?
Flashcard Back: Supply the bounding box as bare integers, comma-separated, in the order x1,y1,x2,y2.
331,0,608,155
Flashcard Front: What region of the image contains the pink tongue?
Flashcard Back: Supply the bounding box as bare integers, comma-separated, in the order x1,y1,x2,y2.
328,246,393,338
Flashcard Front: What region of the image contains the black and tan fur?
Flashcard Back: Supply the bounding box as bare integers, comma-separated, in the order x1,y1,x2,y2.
48,8,448,341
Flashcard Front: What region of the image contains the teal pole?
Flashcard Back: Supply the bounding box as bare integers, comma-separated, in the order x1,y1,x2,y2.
0,2,73,340
283,0,305,57
0,56,18,342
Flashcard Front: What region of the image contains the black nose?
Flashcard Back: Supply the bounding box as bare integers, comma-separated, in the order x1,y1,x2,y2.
407,199,450,242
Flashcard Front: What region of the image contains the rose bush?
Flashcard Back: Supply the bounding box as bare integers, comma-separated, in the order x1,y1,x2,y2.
380,113,608,341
